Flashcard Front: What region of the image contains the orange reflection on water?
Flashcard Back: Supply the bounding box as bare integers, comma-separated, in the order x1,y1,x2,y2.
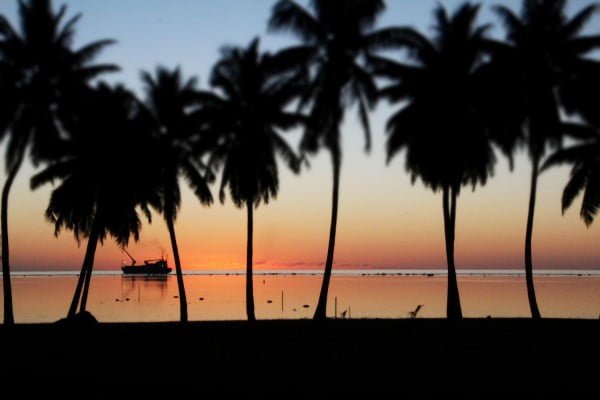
4,274,600,323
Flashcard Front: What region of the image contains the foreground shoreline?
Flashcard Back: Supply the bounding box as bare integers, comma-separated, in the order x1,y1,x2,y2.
1,318,598,395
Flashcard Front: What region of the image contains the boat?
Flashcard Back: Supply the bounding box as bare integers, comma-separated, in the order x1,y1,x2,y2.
121,248,172,275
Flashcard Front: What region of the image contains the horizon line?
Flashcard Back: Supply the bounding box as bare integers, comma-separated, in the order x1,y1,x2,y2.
7,268,600,277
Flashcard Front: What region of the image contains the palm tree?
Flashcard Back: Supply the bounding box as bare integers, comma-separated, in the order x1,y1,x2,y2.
30,83,161,318
493,0,600,318
140,66,214,323
542,125,600,226
268,0,404,320
0,0,117,324
199,38,303,321
375,3,497,319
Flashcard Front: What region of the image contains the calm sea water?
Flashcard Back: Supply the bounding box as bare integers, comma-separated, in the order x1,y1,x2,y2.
4,270,600,323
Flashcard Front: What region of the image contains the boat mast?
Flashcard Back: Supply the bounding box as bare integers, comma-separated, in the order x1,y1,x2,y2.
123,248,137,266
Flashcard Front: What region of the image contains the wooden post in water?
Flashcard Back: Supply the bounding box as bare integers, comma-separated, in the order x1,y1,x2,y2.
334,297,337,319
349,306,351,319
281,290,284,312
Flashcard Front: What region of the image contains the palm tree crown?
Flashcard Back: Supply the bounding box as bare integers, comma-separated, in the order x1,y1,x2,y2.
0,0,118,165
494,0,600,158
380,3,496,192
203,38,303,207
542,125,600,226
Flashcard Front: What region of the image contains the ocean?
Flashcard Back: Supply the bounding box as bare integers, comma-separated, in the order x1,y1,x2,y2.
3,270,600,322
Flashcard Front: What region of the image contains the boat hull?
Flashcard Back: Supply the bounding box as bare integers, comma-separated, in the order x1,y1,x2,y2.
121,261,172,275
121,266,172,275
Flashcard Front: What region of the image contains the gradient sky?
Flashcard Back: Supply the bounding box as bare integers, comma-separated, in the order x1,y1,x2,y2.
1,0,599,271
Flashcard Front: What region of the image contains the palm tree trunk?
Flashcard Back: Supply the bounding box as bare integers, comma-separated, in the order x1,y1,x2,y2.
314,150,341,320
67,218,101,317
525,157,542,318
79,225,101,313
443,186,462,319
1,146,27,325
246,200,256,321
167,217,188,322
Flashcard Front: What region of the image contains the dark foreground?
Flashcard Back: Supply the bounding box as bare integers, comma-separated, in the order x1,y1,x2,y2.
1,318,598,397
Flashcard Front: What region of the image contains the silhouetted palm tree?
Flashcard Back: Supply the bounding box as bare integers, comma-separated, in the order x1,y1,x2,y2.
0,0,117,324
140,66,214,323
199,38,303,321
31,83,161,318
493,0,600,318
269,0,404,320
376,3,496,319
542,124,600,226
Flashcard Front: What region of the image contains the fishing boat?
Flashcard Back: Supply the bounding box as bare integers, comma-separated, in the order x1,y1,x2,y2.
121,248,172,275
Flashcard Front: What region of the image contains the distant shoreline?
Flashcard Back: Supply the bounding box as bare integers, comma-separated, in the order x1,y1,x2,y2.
6,268,600,277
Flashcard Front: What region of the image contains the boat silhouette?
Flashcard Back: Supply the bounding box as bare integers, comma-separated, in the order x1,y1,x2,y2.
121,248,172,275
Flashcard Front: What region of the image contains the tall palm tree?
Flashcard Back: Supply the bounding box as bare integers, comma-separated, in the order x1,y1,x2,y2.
542,125,600,226
0,0,117,324
199,38,303,321
30,83,161,318
493,0,600,318
140,66,214,323
268,0,404,320
375,3,497,319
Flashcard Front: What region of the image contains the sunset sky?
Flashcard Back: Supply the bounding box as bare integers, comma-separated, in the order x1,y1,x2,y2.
1,0,599,272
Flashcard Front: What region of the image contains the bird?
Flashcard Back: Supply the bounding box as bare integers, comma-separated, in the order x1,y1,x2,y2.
409,304,424,319
340,309,348,319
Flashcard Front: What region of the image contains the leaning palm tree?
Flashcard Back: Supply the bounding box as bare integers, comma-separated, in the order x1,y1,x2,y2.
199,38,303,321
493,0,600,318
31,83,161,318
375,3,497,319
268,0,404,320
140,66,214,323
542,125,600,226
0,0,117,324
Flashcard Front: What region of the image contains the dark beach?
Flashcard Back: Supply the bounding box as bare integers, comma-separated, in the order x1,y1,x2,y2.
1,318,598,396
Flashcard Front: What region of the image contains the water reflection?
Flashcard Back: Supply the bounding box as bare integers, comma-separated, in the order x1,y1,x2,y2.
120,275,170,301
5,274,600,323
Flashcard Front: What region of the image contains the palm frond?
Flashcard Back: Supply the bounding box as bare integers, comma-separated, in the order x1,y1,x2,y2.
55,13,81,47
30,159,76,190
268,0,323,42
218,161,231,204
493,5,523,38
541,143,595,172
562,165,587,214
580,165,600,226
264,44,315,76
181,160,213,205
74,39,116,64
368,54,422,82
356,91,371,152
563,35,600,55
562,4,600,38
380,27,436,63
272,132,301,173
362,27,421,52
0,15,19,39
562,123,599,141
75,64,120,81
